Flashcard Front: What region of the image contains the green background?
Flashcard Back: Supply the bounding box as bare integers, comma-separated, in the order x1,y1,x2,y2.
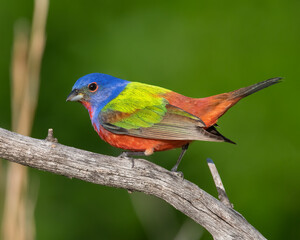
0,0,299,239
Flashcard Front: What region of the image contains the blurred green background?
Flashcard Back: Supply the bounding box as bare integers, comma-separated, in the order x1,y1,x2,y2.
0,0,300,239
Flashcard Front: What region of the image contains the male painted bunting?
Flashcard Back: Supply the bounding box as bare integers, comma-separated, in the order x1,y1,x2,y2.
67,73,280,171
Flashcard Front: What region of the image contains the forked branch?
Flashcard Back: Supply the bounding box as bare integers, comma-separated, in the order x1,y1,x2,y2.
0,127,266,240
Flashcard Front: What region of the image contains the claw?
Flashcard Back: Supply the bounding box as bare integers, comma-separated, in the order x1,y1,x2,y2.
171,170,184,179
118,152,130,158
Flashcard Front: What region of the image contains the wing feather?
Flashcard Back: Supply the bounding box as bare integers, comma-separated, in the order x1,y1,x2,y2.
99,82,228,142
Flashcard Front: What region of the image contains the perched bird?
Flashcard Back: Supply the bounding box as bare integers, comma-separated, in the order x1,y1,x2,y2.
67,73,280,171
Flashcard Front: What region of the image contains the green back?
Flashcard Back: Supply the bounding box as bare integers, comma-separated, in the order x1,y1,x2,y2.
102,82,171,129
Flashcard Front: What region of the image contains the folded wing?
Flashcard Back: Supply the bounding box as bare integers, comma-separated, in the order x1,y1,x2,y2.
99,82,233,142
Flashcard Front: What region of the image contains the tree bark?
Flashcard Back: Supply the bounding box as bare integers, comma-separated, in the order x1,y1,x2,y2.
0,127,266,240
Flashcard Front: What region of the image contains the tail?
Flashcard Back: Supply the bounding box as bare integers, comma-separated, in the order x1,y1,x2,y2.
230,77,282,99
191,77,282,127
192,77,282,144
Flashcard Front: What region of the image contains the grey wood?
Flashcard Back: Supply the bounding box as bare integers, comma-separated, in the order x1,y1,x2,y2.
0,127,266,240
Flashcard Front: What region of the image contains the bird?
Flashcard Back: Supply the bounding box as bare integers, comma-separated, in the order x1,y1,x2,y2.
67,73,280,172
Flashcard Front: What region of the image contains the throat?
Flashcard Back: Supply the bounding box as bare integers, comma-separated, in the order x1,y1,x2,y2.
81,101,94,119
80,100,101,132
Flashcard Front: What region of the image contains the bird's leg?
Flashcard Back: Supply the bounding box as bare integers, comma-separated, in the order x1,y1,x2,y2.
171,143,189,172
118,151,146,158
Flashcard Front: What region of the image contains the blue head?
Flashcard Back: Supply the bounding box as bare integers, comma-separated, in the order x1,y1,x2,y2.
67,73,129,119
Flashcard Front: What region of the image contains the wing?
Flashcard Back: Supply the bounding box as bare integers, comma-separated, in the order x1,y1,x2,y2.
100,82,227,142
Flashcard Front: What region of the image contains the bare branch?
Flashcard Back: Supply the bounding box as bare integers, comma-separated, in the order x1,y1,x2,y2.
207,158,233,208
0,127,266,240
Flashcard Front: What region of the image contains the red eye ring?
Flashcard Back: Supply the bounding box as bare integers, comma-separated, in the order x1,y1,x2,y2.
88,82,98,92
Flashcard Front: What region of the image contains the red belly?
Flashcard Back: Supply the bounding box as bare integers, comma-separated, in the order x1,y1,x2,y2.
97,125,190,152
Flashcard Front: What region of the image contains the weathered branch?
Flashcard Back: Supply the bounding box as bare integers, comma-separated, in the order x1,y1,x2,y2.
0,127,266,240
207,158,233,208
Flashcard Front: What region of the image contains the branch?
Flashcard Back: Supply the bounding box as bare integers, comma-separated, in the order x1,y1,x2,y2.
0,127,266,240
207,158,233,208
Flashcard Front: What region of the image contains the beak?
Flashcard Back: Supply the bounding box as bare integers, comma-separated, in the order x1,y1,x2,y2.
66,89,83,102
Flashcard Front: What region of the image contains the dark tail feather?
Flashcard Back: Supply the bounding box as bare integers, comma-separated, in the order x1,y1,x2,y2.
231,77,282,99
206,125,236,144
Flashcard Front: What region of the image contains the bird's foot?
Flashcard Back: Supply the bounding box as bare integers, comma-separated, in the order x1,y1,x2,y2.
118,151,146,158
171,169,184,179
118,152,131,158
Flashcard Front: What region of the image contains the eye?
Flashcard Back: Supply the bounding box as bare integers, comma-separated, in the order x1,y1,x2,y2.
88,82,98,92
